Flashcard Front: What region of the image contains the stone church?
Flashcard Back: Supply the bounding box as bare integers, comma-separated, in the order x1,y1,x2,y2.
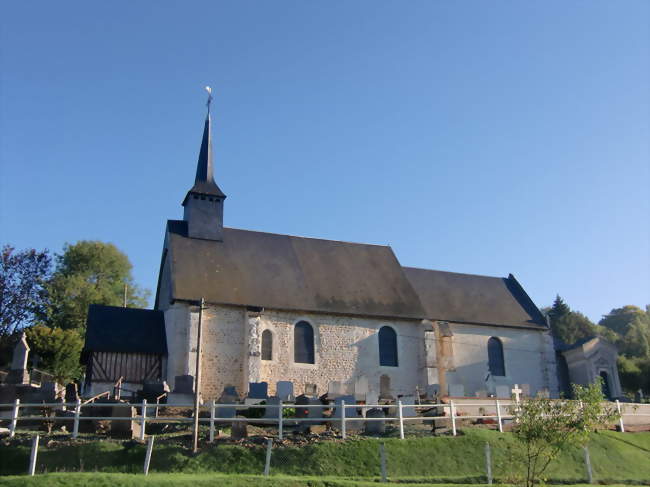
83,104,565,401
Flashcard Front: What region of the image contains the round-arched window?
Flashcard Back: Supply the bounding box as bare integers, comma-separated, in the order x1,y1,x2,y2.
294,321,315,364
487,337,505,376
261,329,273,361
378,326,398,367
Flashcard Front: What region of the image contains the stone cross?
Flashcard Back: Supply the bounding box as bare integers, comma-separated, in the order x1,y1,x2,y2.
511,384,523,404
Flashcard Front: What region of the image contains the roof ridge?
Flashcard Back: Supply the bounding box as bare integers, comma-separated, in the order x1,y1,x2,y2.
403,265,506,280
222,226,392,248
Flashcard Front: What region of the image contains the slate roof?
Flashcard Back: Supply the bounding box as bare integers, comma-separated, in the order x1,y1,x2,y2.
164,220,427,320
402,267,547,328
82,305,167,359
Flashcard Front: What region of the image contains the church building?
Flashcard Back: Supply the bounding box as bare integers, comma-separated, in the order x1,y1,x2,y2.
84,100,562,401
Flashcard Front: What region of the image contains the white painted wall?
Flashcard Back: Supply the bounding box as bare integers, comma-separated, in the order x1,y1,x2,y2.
446,323,558,398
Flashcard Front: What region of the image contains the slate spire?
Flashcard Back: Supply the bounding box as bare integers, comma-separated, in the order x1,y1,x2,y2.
183,97,226,203
182,87,226,241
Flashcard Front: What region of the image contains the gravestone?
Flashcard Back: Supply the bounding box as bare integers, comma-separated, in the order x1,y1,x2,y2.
379,375,393,399
366,391,379,406
332,395,362,430
520,384,531,398
276,381,293,401
400,395,417,418
495,385,510,398
304,383,318,397
448,384,465,397
109,405,141,439
231,417,248,439
249,382,268,399
174,375,194,394
354,376,369,402
296,395,324,421
166,375,195,406
425,384,439,399
328,381,344,399
263,397,281,419
7,333,30,385
635,389,644,403
365,408,386,435
216,387,239,419
475,390,488,398
537,388,550,399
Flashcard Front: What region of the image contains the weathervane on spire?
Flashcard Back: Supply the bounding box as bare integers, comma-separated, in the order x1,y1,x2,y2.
205,86,213,115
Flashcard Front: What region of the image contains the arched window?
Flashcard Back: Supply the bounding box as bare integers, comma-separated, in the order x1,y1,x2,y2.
261,330,273,361
294,321,314,364
378,326,398,367
488,337,505,376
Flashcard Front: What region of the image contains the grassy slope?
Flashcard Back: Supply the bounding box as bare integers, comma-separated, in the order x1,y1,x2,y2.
0,474,645,487
1,430,648,484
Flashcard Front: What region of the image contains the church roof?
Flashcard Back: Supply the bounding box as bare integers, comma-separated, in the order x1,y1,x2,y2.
82,305,167,359
402,267,548,328
165,220,427,320
163,220,547,328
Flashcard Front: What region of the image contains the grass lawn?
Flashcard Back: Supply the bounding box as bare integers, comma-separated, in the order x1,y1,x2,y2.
0,473,647,487
1,429,648,484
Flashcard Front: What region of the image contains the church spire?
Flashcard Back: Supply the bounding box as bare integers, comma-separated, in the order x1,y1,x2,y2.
183,87,226,203
182,87,226,241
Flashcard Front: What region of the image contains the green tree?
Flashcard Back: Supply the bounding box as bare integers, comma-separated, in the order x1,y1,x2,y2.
25,325,84,383
547,295,597,345
45,241,149,331
621,315,650,358
599,305,647,336
512,380,618,487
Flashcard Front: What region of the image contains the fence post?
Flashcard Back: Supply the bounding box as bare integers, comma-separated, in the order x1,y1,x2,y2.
143,435,155,475
209,399,216,442
28,435,39,476
495,399,503,433
9,398,20,438
72,398,81,439
616,400,625,432
379,442,387,483
485,442,493,485
264,438,272,476
583,446,593,484
278,400,283,440
450,400,457,436
341,400,347,439
140,399,147,441
398,400,405,440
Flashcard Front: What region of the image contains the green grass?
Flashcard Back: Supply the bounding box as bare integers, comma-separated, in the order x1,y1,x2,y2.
1,430,649,484
0,473,646,487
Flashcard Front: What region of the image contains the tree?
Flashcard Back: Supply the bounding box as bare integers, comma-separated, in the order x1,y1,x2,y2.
512,380,618,487
45,241,150,331
599,305,647,336
621,315,650,358
547,296,597,345
25,325,84,383
0,245,51,346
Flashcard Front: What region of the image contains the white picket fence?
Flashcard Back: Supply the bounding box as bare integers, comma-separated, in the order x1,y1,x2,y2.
3,398,650,441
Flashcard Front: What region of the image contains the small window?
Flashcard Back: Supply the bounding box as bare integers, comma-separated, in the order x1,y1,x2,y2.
294,321,315,364
488,337,505,376
378,326,398,367
261,330,272,361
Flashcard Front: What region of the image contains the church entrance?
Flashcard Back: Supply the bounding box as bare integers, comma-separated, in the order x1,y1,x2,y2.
599,371,611,399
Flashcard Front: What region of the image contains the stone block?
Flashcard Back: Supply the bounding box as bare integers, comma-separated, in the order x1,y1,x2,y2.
248,382,268,399
276,381,293,401
231,417,248,439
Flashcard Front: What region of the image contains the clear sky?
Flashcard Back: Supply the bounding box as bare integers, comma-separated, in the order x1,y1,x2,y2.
1,1,648,323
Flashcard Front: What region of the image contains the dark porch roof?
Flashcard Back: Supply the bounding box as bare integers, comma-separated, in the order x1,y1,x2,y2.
83,305,167,358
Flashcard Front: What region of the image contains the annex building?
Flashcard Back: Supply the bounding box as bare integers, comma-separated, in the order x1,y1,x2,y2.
82,103,588,403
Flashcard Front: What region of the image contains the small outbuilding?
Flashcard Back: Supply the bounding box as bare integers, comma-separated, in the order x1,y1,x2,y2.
82,305,167,397
555,336,622,399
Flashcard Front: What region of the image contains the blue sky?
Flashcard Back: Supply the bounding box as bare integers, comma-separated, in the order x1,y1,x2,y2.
1,1,648,322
